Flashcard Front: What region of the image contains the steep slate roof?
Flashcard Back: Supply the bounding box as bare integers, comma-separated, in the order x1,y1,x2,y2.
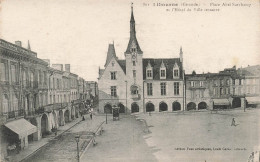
117,60,126,74
143,58,183,80
125,5,142,54
105,44,117,67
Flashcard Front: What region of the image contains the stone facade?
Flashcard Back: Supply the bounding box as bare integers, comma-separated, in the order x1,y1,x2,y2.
185,74,211,111
98,5,185,114
0,39,87,160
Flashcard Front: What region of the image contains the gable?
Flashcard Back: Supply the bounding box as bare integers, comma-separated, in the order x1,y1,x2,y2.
99,57,126,80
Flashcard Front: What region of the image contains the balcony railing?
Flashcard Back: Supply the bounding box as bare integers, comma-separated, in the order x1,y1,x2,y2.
38,83,48,90
2,109,24,119
0,81,9,85
131,94,140,100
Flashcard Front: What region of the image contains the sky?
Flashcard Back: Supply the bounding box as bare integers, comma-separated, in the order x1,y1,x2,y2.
1,0,260,81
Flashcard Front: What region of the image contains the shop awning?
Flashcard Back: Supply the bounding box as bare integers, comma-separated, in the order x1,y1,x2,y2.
213,99,230,105
246,97,260,104
4,118,37,138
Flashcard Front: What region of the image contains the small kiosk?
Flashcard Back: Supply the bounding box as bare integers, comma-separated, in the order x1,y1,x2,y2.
112,105,119,121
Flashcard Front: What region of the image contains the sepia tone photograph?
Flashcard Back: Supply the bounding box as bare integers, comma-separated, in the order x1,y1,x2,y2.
0,0,260,161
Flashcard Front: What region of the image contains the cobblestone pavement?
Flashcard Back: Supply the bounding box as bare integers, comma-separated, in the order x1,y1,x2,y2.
24,115,104,162
81,115,158,162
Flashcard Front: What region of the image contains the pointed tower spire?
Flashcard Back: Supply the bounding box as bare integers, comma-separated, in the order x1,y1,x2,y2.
125,3,142,55
130,3,135,24
105,43,117,67
27,40,31,50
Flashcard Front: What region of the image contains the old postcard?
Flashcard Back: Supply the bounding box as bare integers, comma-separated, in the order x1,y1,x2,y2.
0,0,259,161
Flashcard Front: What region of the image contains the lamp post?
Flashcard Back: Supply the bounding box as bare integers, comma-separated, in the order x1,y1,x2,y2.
75,134,80,162
105,107,107,124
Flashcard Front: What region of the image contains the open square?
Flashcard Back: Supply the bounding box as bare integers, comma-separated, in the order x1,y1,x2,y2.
136,109,260,162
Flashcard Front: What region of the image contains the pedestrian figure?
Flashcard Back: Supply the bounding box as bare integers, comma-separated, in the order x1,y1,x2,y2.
82,115,85,121
231,118,236,126
149,112,151,116
92,132,97,146
90,113,92,120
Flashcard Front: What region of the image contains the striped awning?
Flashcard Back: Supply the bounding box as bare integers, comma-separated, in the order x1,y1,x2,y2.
246,97,260,104
213,99,230,105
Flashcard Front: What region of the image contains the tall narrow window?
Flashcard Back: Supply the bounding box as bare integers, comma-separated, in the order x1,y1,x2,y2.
147,83,153,96
30,72,34,87
160,70,166,78
191,81,195,87
111,72,116,80
220,79,223,86
111,86,117,97
147,70,152,78
23,70,26,86
174,82,179,95
160,82,166,95
200,81,204,87
174,70,179,77
133,61,136,66
0,62,6,81
11,64,16,83
44,71,47,85
133,70,136,78
226,79,229,85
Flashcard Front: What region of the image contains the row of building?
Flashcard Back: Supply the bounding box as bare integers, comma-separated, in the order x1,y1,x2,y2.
0,39,98,159
98,5,260,114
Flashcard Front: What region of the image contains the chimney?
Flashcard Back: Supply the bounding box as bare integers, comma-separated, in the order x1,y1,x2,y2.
52,64,63,71
15,41,22,47
65,64,70,72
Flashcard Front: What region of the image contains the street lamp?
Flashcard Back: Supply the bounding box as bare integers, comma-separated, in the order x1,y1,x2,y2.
75,134,80,162
105,107,107,124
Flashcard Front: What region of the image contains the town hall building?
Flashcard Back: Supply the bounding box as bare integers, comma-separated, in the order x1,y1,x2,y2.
98,5,185,114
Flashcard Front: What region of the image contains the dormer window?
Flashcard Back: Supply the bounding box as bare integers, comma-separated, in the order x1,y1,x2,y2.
173,62,179,79
174,70,179,77
147,70,152,78
146,61,153,79
160,70,166,77
160,60,166,79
